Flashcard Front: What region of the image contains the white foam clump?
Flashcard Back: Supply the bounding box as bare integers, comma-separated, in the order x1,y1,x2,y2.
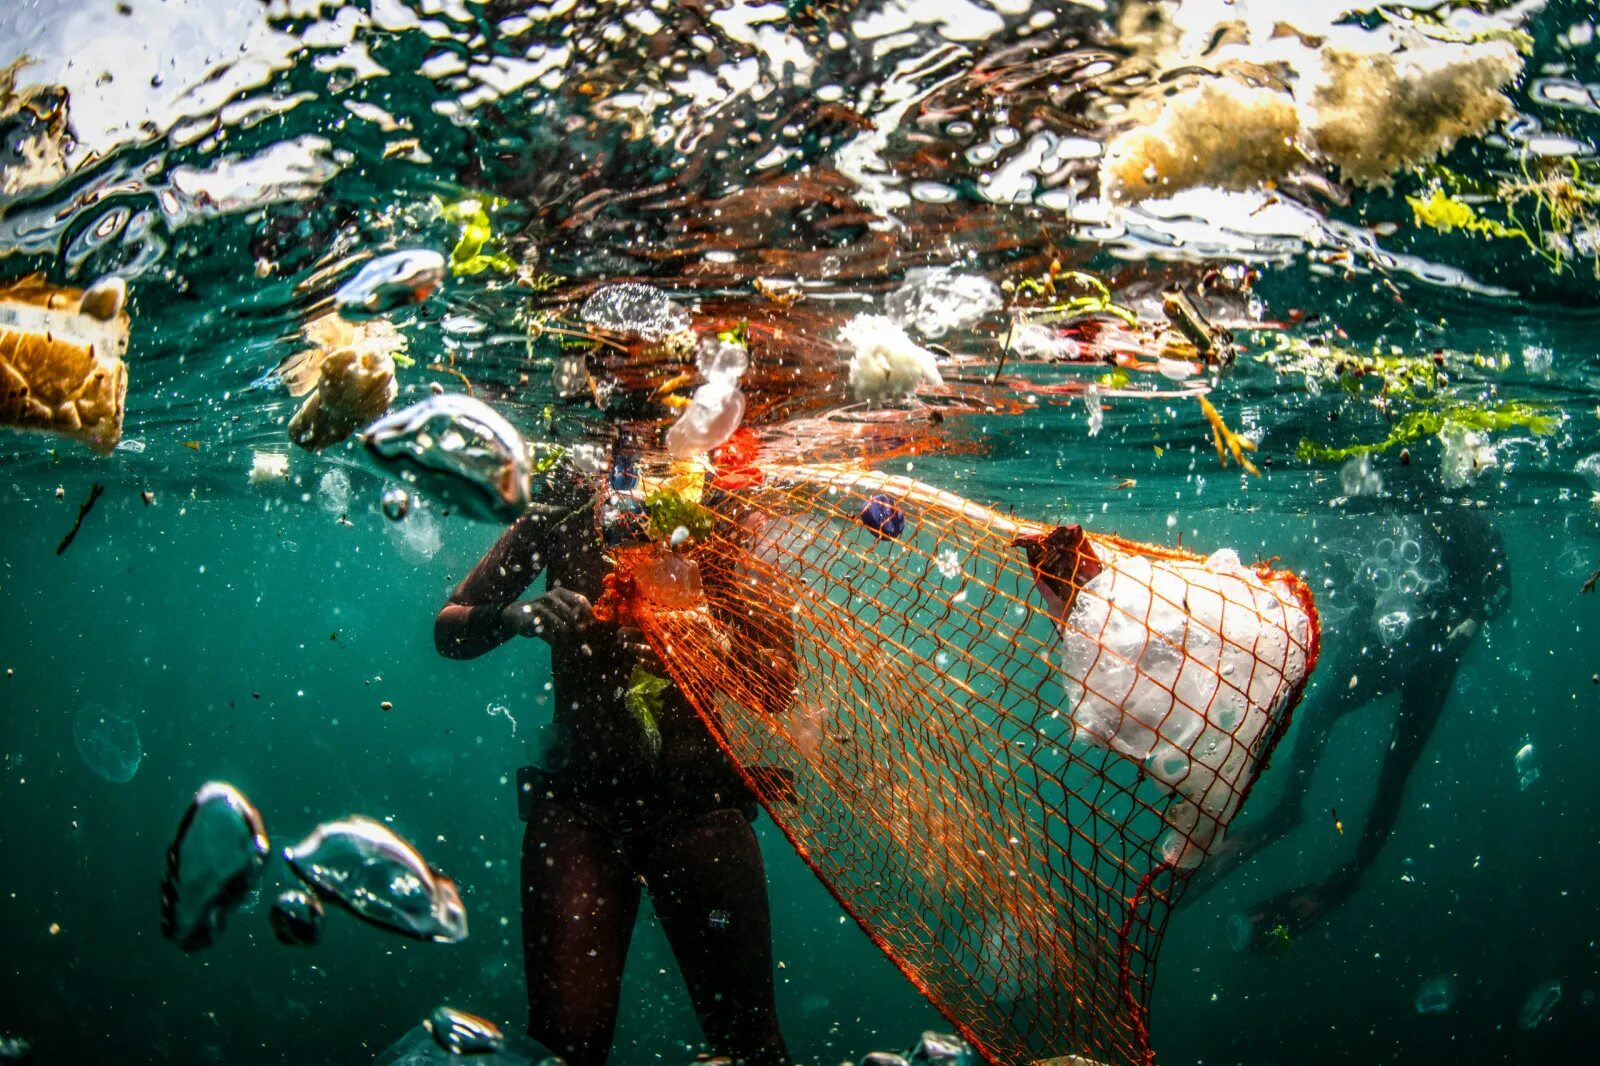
1059,547,1313,869
840,314,943,405
666,339,748,459
883,267,1003,340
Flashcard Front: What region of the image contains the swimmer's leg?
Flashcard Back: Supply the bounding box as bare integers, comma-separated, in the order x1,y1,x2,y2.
1235,661,1456,946
638,807,790,1066
521,797,642,1066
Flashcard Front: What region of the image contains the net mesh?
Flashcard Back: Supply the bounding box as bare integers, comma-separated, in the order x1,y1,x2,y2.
597,462,1320,1066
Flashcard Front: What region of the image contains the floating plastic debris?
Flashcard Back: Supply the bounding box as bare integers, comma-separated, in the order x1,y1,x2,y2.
362,394,532,522
884,267,1003,340
381,485,413,521
385,503,443,563
1339,456,1383,497
1514,741,1540,790
333,250,446,319
372,1019,550,1065
73,704,142,783
1577,452,1600,491
274,315,404,451
860,493,906,540
1376,609,1412,645
909,1031,972,1065
665,338,748,460
1414,975,1458,1014
285,815,468,943
577,282,691,343
160,782,269,952
269,889,325,947
1052,543,1315,867
1518,977,1561,1029
249,450,290,485
317,467,352,515
841,314,943,405
425,1006,504,1055
0,273,130,454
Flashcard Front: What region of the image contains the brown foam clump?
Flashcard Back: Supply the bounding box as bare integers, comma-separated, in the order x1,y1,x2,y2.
0,273,129,454
281,313,401,451
1101,78,1303,204
1308,41,1522,187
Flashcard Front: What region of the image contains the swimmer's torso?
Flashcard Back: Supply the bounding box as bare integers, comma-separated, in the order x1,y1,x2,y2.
531,469,744,800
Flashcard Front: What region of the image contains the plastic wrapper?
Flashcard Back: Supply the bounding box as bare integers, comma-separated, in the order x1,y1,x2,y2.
0,274,129,454
280,313,400,451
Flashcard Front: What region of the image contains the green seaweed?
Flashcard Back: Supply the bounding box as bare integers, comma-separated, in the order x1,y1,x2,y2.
644,487,713,542
1296,401,1560,462
439,196,518,276
624,664,667,761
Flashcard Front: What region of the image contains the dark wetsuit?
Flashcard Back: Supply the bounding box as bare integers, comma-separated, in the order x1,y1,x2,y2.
435,469,789,1066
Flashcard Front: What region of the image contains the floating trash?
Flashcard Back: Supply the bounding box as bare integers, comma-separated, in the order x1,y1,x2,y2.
884,267,1003,340
317,467,352,515
362,394,532,522
577,282,691,343
909,1031,972,1065
372,1020,550,1065
285,815,468,943
269,890,325,947
381,485,413,522
384,502,443,563
1518,977,1561,1029
860,493,906,540
159,782,269,952
72,704,142,783
333,249,446,319
0,273,130,455
424,1006,504,1055
1414,974,1458,1014
1514,740,1540,790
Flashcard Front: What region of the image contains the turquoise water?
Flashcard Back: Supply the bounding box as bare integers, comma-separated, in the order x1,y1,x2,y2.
4,1,1600,1063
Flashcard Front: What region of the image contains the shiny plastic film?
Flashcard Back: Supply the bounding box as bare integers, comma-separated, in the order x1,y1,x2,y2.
598,463,1320,1066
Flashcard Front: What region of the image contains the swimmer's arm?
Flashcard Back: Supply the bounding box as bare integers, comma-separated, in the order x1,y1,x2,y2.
434,508,552,659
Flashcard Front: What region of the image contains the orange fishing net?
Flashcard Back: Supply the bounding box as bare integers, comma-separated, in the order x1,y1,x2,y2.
598,462,1319,1066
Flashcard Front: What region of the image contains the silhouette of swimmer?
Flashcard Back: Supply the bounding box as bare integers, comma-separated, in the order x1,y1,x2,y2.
435,437,790,1066
1181,502,1510,947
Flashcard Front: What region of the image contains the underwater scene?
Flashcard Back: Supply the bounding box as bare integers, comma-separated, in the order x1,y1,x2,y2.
3,0,1600,1063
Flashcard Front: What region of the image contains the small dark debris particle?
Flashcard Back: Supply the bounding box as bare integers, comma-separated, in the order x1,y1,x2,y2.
56,483,106,556
1399,448,1411,466
252,692,262,700
380,701,393,711
1582,569,1599,595
330,632,339,642
141,491,155,506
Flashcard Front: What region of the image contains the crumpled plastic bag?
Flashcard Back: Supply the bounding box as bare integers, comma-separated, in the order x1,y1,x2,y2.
0,273,129,454
279,313,400,451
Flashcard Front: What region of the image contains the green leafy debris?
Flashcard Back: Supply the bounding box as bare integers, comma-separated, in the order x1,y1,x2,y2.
438,195,518,276
1296,401,1560,462
644,486,713,542
1407,186,1531,245
624,664,668,760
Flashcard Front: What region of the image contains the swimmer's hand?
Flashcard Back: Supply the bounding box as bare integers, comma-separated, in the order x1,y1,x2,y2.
618,624,660,670
503,589,598,649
